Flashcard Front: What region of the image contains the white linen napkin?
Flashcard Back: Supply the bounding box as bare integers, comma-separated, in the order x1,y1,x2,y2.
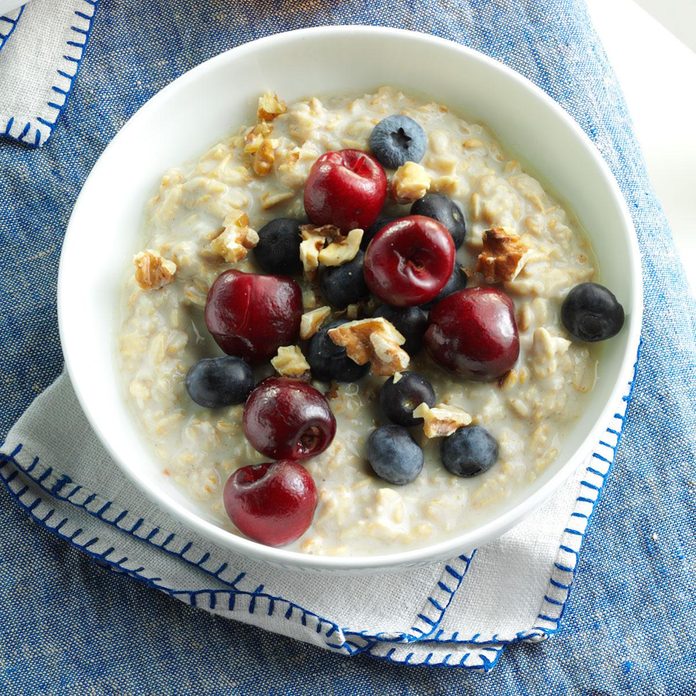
0,364,635,671
0,0,97,146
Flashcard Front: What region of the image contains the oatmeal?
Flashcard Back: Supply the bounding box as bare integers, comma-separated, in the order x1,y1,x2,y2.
118,87,599,556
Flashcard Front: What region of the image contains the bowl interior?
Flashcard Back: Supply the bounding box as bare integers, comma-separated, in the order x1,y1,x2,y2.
59,27,641,571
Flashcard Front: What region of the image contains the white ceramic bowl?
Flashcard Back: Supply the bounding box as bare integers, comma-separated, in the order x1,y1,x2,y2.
58,26,642,573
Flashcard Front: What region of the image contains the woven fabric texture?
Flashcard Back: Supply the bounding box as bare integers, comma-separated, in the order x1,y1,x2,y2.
0,367,635,670
0,0,694,692
0,0,98,146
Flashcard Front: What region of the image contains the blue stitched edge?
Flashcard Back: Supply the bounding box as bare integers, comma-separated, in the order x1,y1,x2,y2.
1,0,99,147
342,553,474,645
0,348,639,667
366,643,504,672
0,5,24,52
0,444,489,669
427,344,642,647
0,445,495,669
0,455,374,659
0,439,484,656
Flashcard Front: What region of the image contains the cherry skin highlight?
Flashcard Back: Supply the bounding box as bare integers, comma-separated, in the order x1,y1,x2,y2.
243,377,337,460
425,287,519,380
363,215,455,307
205,270,302,364
304,149,387,231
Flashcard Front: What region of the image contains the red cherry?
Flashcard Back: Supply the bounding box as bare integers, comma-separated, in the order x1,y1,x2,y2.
223,460,317,546
304,149,387,231
205,270,302,364
363,215,455,307
243,377,336,460
425,287,519,380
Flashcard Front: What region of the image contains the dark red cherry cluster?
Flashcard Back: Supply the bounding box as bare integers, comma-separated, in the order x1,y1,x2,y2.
184,111,625,550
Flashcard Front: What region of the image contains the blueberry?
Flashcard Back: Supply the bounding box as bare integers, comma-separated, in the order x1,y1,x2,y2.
185,356,254,408
319,251,369,309
379,372,436,427
367,425,424,485
253,218,303,275
369,115,427,169
373,304,428,356
362,214,396,250
441,426,499,477
421,264,468,310
561,282,625,342
306,320,369,383
411,193,466,248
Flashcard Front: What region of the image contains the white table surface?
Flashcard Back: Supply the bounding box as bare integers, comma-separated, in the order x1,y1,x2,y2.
587,0,696,293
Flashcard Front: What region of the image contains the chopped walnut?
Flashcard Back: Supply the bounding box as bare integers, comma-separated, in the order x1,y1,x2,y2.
133,249,177,290
300,306,331,340
207,211,258,263
318,228,363,267
243,122,279,176
253,138,278,176
270,346,310,377
412,402,472,438
243,122,272,153
298,224,343,278
476,227,531,283
299,227,326,278
327,317,409,376
392,162,431,203
257,92,287,121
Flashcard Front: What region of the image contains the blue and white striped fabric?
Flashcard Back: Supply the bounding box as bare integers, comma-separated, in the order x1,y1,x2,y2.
0,358,637,670
0,0,97,146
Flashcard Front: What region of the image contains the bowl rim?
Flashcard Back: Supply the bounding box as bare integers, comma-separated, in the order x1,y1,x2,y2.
58,24,643,572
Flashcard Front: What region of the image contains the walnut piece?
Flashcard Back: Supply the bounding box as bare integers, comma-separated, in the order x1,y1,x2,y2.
412,402,472,438
133,249,177,290
257,92,287,122
327,317,409,376
253,139,278,176
298,224,343,278
392,162,431,203
318,228,363,267
299,223,344,241
243,122,279,176
300,306,331,340
270,346,310,377
243,122,272,153
207,211,258,263
476,227,531,283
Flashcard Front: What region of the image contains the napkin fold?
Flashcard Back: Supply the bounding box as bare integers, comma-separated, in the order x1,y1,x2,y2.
0,0,97,146
0,360,637,671
0,5,23,52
